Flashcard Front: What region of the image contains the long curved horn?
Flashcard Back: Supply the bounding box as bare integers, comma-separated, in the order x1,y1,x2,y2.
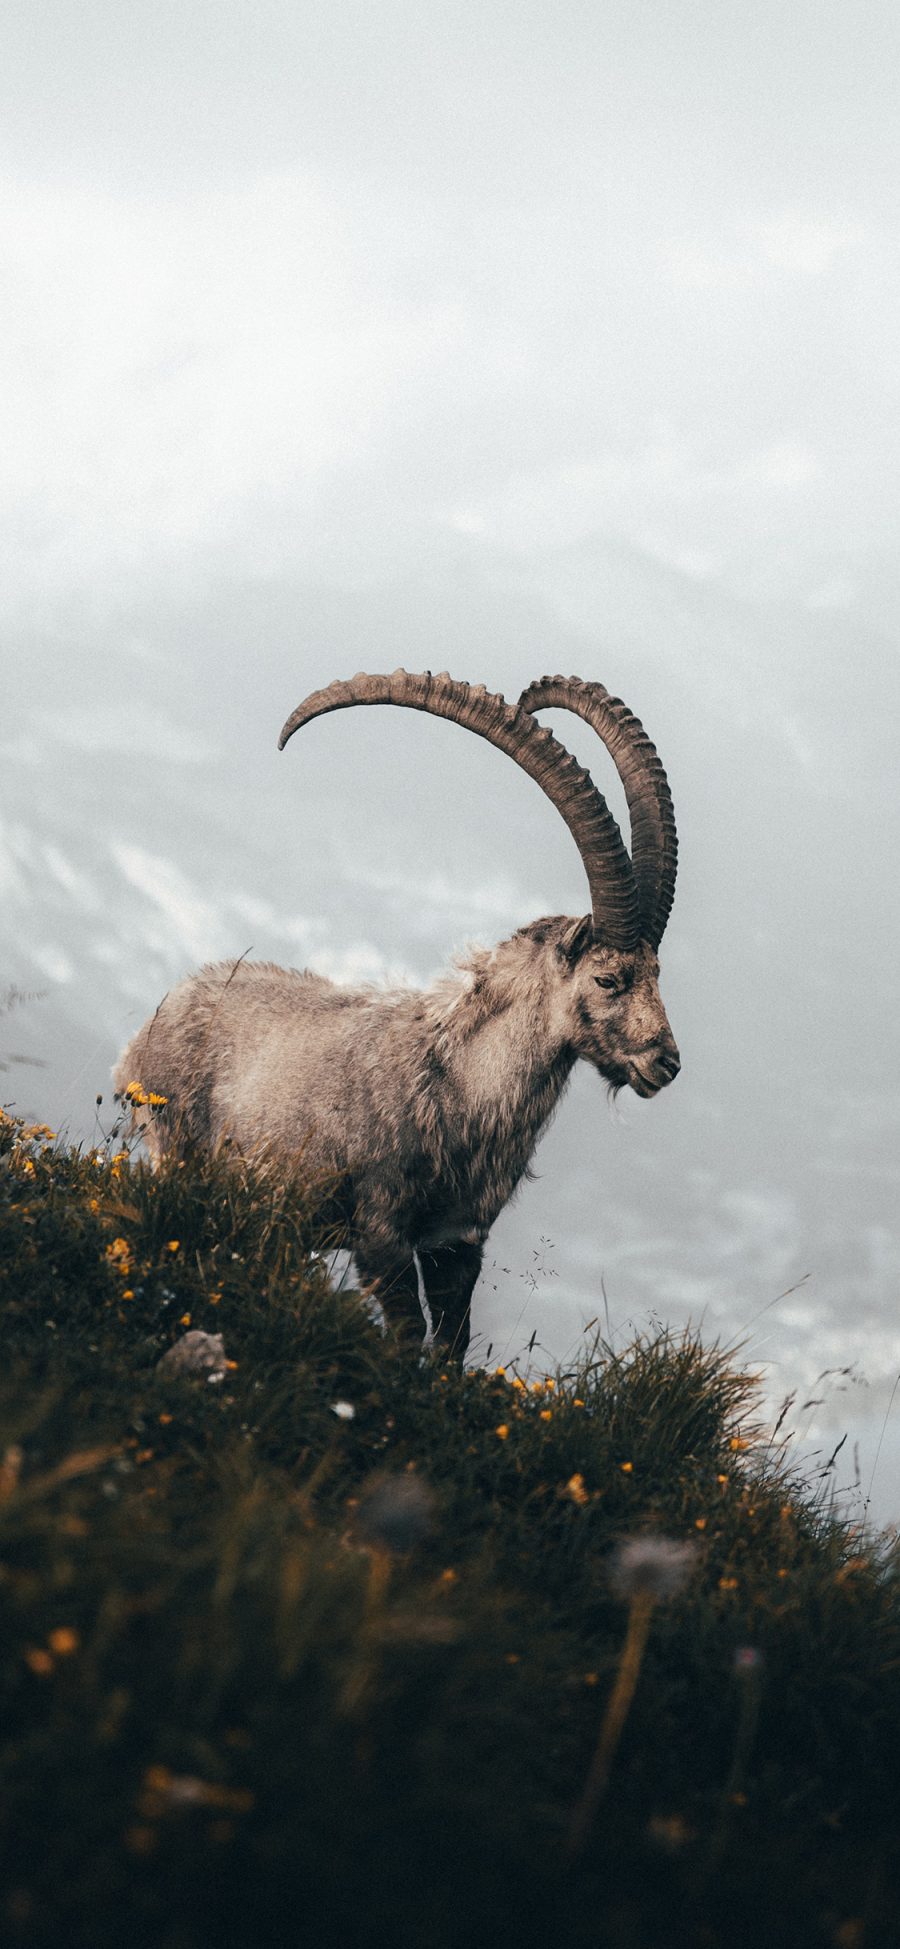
518,676,677,949
279,669,640,948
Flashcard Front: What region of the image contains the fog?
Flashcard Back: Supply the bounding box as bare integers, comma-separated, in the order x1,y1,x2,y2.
2,1,898,1518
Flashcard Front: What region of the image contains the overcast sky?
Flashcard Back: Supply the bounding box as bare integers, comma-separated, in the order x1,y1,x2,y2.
2,1,899,1518
3,1,900,605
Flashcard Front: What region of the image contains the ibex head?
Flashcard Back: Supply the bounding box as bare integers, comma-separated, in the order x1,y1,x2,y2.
549,918,679,1097
279,667,680,1099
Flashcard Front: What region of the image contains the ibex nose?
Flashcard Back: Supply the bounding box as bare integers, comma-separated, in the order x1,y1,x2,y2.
658,1040,680,1082
628,1036,680,1096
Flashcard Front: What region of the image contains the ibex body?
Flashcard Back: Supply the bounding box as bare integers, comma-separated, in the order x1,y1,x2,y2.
115,672,680,1358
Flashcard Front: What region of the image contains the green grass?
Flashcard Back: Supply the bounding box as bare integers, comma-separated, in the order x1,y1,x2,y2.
1,1106,899,1949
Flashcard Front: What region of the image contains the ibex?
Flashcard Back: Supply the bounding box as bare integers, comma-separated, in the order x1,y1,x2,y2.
114,671,679,1360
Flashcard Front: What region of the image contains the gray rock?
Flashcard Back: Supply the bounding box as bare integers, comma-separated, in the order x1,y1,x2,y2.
156,1329,228,1382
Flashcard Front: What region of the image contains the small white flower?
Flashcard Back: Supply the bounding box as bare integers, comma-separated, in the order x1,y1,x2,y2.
330,1400,356,1421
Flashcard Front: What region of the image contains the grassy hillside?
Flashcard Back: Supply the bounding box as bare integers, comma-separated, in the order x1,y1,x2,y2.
1,1107,898,1949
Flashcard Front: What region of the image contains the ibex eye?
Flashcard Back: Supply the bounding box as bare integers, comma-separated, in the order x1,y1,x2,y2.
595,976,619,992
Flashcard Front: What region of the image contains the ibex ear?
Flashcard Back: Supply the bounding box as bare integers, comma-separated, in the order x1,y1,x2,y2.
555,915,595,967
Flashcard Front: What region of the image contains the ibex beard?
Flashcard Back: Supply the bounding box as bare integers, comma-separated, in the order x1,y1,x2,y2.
115,671,680,1363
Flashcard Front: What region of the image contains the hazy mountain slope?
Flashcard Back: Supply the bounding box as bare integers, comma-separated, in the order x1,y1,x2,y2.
3,540,898,1511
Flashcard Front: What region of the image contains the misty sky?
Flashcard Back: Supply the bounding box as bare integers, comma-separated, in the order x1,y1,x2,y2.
2,2,899,1517
4,1,900,603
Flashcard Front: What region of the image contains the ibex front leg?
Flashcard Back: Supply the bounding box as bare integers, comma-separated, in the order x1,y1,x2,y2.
354,1190,482,1359
354,1246,425,1343
418,1241,483,1365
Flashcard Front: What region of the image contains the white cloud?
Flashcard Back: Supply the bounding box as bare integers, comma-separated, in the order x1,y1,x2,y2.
0,816,32,899
111,842,227,965
758,214,862,277
30,945,75,984
440,432,819,558
38,704,217,763
663,241,759,293
105,847,411,989
307,941,415,987
42,844,101,911
806,575,855,612
0,160,889,610
640,541,722,581
736,441,818,490
664,212,863,290
0,170,469,595
345,860,554,928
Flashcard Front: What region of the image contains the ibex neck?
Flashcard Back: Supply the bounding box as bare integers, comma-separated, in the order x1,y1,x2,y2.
434,936,575,1136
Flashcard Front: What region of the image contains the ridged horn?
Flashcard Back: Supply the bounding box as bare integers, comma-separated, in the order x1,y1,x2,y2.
279,670,640,947
518,676,677,949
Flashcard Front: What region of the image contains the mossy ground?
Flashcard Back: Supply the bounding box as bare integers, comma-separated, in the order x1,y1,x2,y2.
1,1107,898,1949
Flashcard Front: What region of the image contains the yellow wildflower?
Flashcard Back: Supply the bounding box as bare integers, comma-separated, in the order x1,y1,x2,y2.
48,1627,79,1657
24,1648,54,1677
539,1409,552,1422
167,1240,180,1254
125,1826,157,1856
566,1473,589,1507
106,1238,133,1274
495,1424,510,1440
620,1461,633,1474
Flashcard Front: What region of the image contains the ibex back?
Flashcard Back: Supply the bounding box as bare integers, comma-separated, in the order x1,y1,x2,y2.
115,672,680,1360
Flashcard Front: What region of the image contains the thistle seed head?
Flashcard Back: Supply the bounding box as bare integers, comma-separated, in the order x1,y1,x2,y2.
354,1473,436,1554
608,1535,698,1603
